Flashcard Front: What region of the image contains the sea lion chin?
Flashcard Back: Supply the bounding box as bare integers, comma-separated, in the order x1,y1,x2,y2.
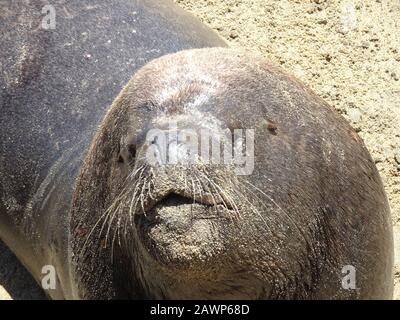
136,191,233,268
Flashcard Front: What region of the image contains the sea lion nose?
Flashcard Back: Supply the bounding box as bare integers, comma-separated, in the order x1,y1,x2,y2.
145,128,199,167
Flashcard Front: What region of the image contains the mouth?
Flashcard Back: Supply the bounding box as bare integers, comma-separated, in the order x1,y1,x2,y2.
141,192,235,223
135,188,235,219
161,192,233,209
132,188,238,242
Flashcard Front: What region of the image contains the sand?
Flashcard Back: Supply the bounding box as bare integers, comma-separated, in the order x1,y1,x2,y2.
1,0,399,299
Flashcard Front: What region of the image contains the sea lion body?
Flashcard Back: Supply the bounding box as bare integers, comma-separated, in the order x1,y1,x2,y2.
0,0,225,299
0,1,393,300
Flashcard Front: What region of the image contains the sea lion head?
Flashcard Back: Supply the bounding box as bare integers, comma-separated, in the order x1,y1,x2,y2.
70,48,372,299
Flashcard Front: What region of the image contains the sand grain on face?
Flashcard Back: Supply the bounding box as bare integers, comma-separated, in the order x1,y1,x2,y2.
1,0,399,299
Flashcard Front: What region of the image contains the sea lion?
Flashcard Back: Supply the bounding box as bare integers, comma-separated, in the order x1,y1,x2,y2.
0,1,393,300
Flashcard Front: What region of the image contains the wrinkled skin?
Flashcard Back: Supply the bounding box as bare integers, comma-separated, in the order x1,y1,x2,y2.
71,48,393,299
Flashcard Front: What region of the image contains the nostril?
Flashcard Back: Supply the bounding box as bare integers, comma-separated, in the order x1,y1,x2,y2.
151,136,158,145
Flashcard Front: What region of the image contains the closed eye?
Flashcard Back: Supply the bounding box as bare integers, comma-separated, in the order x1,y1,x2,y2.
118,144,137,164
